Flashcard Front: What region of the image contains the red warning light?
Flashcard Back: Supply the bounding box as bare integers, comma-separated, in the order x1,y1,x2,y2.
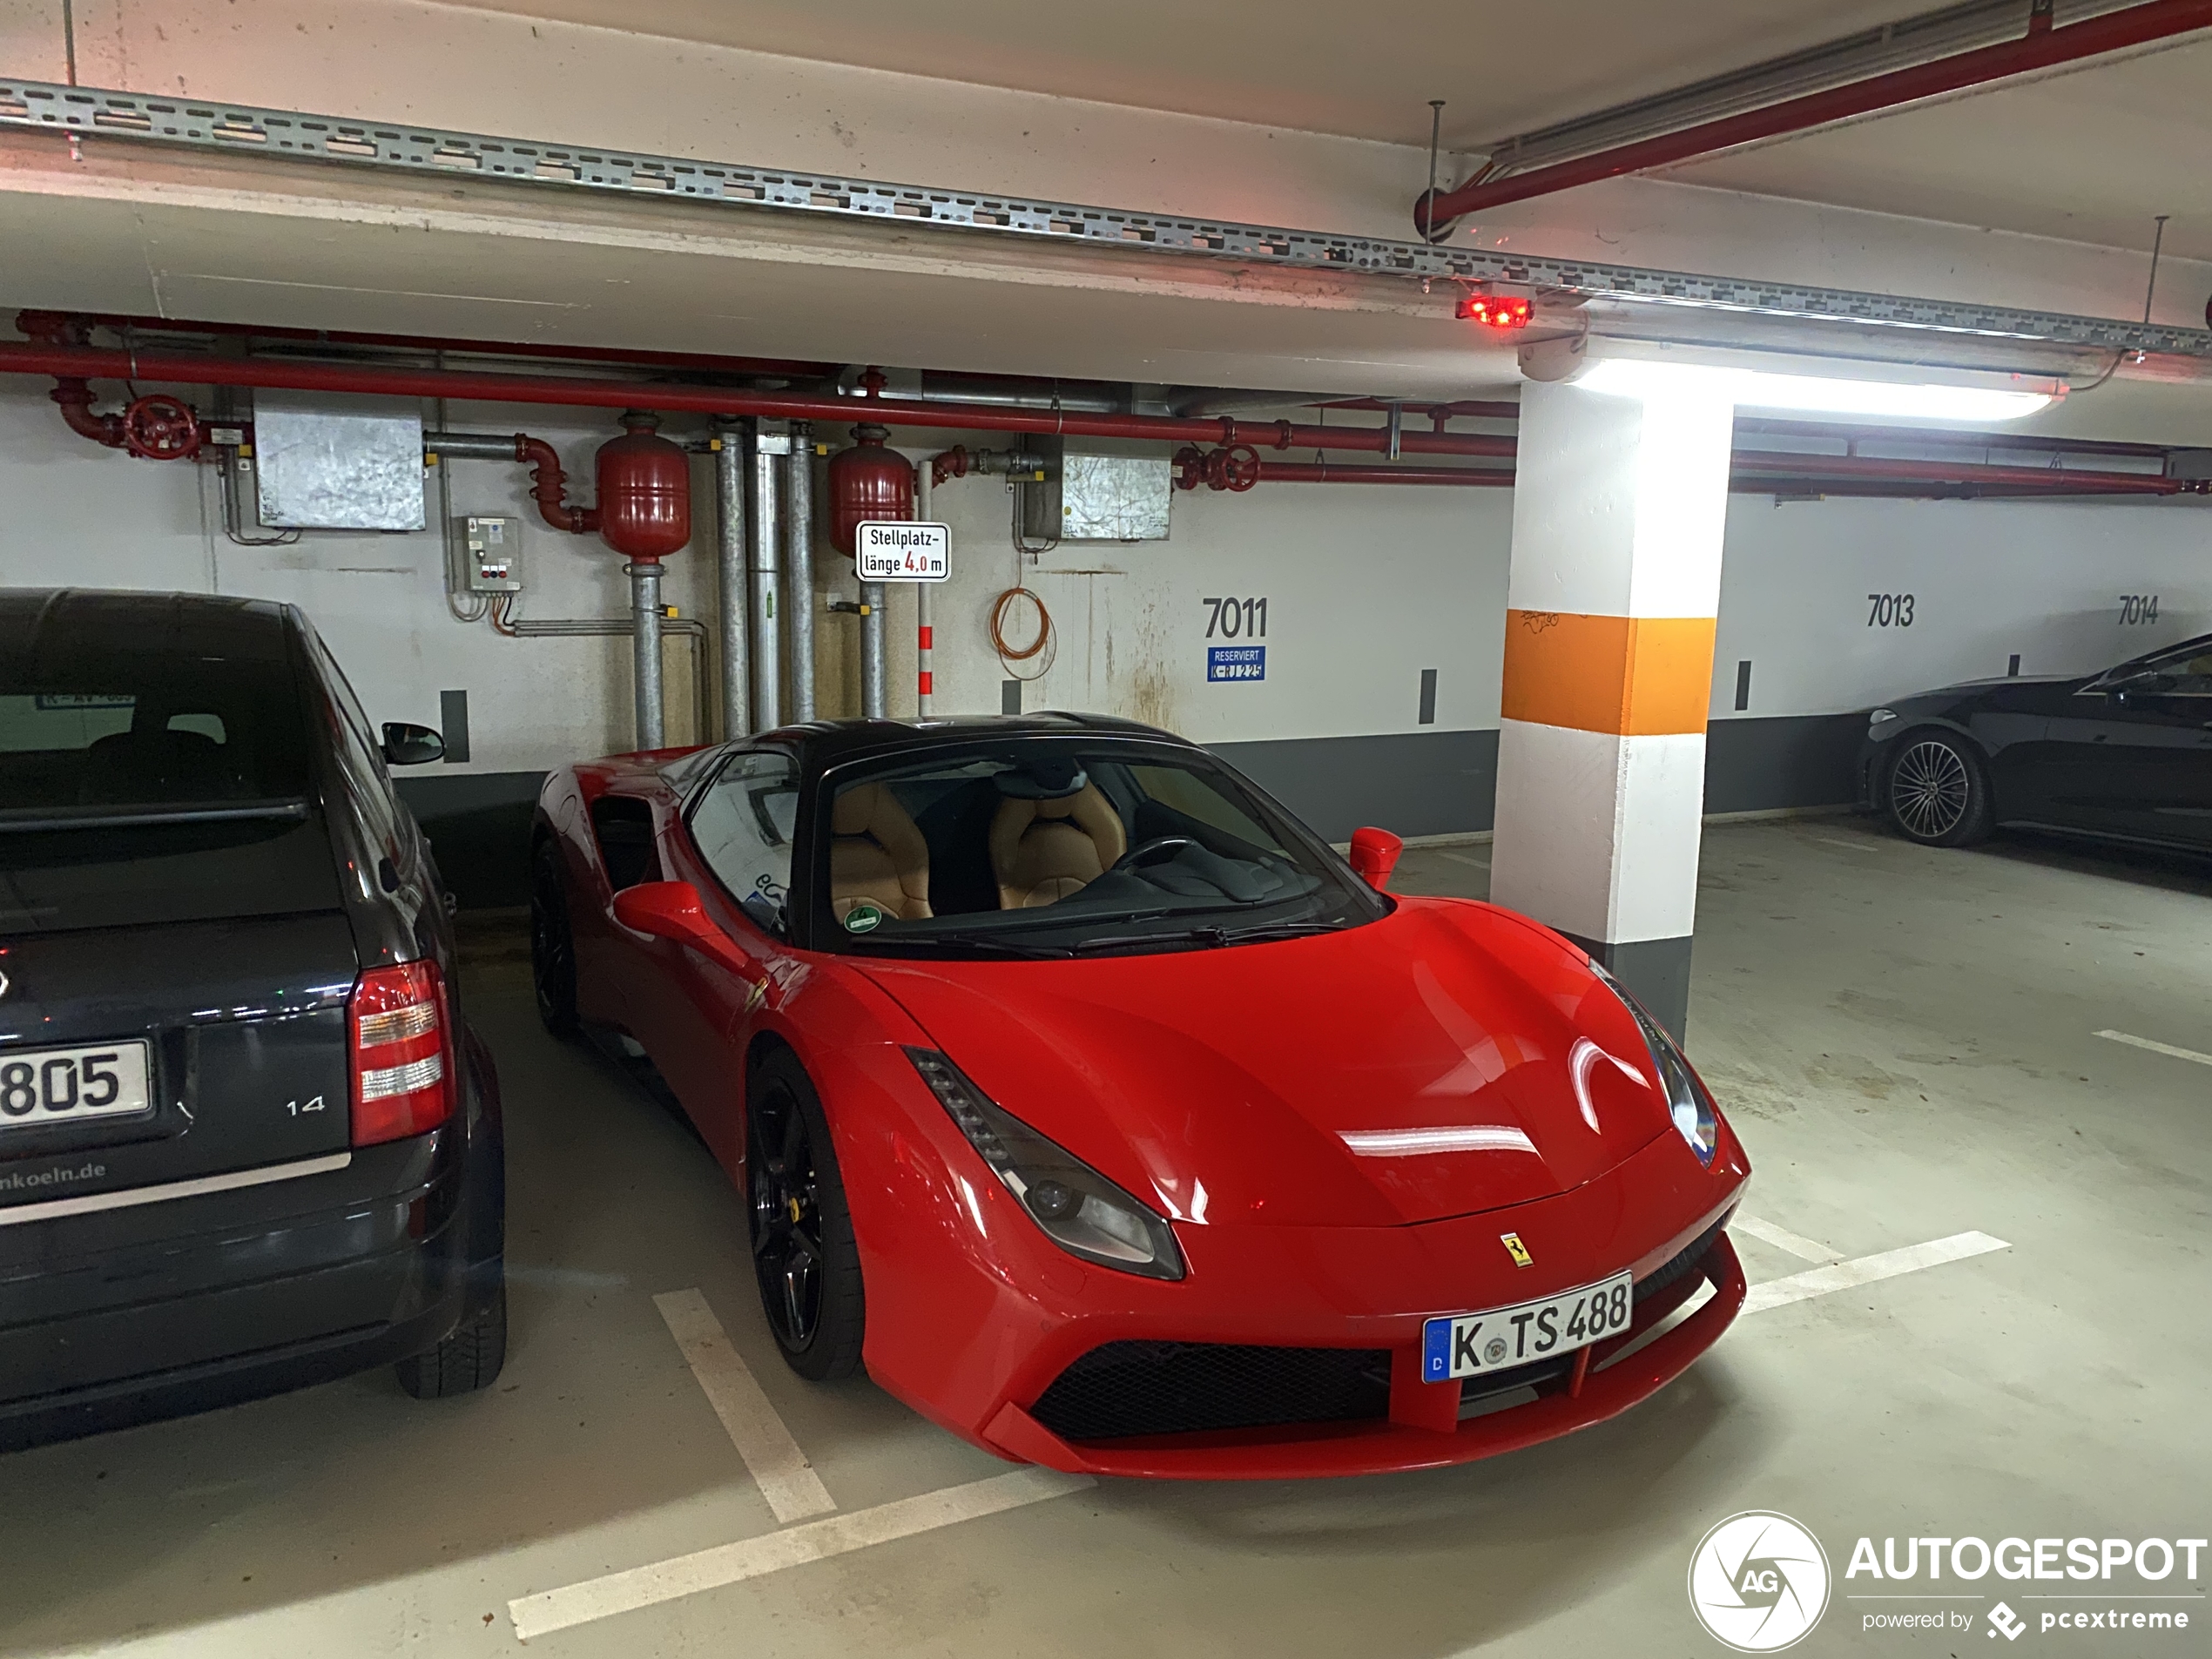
1456,293,1533,330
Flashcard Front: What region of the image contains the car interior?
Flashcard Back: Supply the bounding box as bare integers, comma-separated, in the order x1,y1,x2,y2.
0,692,273,809
825,754,1324,926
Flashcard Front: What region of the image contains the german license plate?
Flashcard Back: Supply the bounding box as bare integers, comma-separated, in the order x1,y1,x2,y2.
0,1041,152,1128
1420,1271,1635,1382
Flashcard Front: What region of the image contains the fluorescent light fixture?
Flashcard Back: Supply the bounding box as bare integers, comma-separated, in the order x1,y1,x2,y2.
1575,358,2054,422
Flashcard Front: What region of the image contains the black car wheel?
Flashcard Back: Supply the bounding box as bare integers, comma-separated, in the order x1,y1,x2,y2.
529,840,580,1038
1885,733,1993,846
747,1049,865,1381
396,1269,508,1399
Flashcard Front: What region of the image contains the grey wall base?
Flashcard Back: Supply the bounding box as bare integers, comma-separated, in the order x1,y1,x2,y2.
1211,729,1499,843
396,771,545,911
1703,713,1865,814
1562,932,1694,1043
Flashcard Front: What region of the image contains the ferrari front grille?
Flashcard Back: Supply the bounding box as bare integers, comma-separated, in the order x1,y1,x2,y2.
1635,1217,1729,1301
1029,1341,1393,1442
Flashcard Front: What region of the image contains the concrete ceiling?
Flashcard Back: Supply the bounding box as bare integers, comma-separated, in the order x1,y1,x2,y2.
440,1,2212,261
436,1,1919,150
1666,37,2212,265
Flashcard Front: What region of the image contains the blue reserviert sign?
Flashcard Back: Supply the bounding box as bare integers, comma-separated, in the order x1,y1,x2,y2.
1207,645,1265,683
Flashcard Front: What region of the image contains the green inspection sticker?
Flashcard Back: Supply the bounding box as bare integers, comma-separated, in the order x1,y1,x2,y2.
842,900,885,934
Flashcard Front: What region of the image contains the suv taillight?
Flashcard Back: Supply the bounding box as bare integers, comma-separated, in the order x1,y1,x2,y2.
348,961,455,1147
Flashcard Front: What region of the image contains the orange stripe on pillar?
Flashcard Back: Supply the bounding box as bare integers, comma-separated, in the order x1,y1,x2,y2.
1500,610,1716,737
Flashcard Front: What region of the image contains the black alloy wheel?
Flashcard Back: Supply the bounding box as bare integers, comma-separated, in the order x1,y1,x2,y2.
1885,733,1993,846
746,1049,865,1380
529,840,580,1037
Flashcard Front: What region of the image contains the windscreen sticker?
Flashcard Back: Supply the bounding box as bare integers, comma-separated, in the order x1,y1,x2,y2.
842,900,885,934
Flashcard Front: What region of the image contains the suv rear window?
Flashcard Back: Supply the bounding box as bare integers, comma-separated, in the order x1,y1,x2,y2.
0,595,341,934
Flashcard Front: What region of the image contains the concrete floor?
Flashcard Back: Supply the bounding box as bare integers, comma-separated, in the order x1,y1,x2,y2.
3,817,2206,1656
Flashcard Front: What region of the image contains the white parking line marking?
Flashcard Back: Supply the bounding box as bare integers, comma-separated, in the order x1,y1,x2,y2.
1813,836,1881,853
1732,1215,1844,1264
1741,1231,2009,1317
653,1288,835,1525
2094,1029,2212,1069
1435,849,1491,869
509,1467,1092,1640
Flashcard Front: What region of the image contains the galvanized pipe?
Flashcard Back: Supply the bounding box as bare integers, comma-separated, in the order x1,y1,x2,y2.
626,560,664,751
785,423,816,722
860,582,887,718
714,426,751,738
750,422,785,731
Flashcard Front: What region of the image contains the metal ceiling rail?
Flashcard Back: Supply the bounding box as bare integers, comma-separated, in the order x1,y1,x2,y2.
3,77,2209,360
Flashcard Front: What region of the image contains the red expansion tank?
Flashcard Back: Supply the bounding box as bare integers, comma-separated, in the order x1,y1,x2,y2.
826,422,914,555
596,411,690,560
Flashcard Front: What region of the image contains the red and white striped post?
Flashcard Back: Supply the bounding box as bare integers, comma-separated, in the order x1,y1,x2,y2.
914,463,935,714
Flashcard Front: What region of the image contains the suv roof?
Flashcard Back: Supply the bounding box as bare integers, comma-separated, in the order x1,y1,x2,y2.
0,590,295,661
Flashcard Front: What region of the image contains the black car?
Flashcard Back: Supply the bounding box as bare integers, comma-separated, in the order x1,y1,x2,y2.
1860,632,2212,849
0,590,504,1448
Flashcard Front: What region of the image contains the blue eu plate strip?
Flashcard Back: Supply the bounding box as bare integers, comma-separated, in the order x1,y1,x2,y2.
1421,1316,1453,1382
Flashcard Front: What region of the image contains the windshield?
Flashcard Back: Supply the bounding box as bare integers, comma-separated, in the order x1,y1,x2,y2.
811,741,1386,959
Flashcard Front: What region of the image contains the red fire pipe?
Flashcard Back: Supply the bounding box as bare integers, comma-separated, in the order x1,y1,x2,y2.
1417,0,2212,230
36,311,833,384
514,435,599,534
0,341,1517,460
51,378,125,448
1252,460,1515,487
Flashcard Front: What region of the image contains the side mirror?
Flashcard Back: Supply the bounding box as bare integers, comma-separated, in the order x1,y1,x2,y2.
381,722,445,766
613,880,758,972
613,880,718,944
1348,826,1404,891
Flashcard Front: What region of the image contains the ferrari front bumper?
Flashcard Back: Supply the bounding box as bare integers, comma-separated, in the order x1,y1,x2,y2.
981,1231,1744,1479
854,1110,1750,1480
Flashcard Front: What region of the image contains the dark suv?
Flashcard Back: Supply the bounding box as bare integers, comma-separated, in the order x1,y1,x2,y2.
0,590,504,1447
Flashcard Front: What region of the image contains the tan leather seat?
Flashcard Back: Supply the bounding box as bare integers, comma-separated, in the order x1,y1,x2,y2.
989,785,1128,908
830,783,932,922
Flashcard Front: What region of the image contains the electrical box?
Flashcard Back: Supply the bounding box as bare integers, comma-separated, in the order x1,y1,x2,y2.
1018,435,1172,543
455,516,523,593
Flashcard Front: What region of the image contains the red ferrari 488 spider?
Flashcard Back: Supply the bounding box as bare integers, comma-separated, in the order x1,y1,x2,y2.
530,714,1749,1479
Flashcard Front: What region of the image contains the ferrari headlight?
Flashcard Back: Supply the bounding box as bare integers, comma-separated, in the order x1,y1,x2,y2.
1590,965,1718,1165
904,1048,1186,1281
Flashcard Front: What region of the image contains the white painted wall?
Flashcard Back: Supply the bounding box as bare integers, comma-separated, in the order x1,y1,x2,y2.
0,381,716,770
6,374,2210,789
912,448,1512,744
1711,494,2212,720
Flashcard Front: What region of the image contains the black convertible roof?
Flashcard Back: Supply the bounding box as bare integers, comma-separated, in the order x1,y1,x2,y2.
754,711,1196,772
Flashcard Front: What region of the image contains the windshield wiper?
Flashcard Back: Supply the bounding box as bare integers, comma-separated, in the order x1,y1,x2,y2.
1071,917,1352,954
860,932,1073,960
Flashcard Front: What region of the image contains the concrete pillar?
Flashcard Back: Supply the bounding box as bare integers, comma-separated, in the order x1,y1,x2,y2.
1488,376,1735,1038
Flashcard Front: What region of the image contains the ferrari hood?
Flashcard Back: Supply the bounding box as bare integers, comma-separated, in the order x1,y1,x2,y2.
860,900,1674,1228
